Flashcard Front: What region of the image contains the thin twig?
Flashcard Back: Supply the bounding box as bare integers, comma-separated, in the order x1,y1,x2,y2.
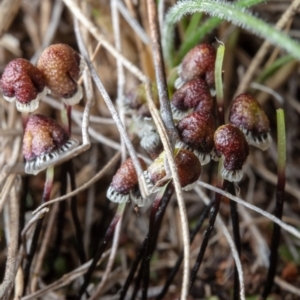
216,214,245,300
74,18,149,199
0,174,17,214
0,0,21,38
158,0,165,35
21,208,50,252
21,251,111,300
197,181,300,239
30,203,59,292
30,0,64,64
32,152,121,215
23,167,54,295
146,0,177,142
116,0,150,45
84,146,97,252
238,205,269,269
111,0,127,162
274,276,300,297
72,114,120,150
249,154,300,200
0,185,19,300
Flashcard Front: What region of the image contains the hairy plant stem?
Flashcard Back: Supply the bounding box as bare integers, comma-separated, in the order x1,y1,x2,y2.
175,0,265,66
78,202,126,298
262,109,286,299
119,183,174,300
163,0,300,67
228,183,241,300
156,199,216,300
22,166,54,295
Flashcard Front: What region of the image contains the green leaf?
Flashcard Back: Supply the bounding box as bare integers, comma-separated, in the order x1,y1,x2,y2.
176,0,266,65
163,0,300,68
256,55,294,83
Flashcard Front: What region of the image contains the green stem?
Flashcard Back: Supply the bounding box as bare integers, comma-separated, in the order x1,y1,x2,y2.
276,109,286,175
215,44,225,125
184,12,202,39
256,55,294,83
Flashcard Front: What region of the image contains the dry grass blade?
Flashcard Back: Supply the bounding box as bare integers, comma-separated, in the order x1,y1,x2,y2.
32,151,121,215
0,0,21,37
22,251,111,300
0,174,17,214
197,181,300,240
74,18,149,199
0,185,19,300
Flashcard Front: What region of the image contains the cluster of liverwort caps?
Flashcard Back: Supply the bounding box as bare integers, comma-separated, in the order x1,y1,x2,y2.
107,43,273,206
0,44,85,175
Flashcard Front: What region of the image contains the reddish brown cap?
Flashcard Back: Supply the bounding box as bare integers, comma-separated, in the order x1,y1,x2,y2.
171,78,214,120
107,157,147,205
37,44,83,104
23,114,78,174
229,93,272,150
0,58,46,112
214,124,249,182
177,111,215,165
146,149,201,191
175,44,216,89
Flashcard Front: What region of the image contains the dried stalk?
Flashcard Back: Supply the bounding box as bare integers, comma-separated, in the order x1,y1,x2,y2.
197,181,300,239
0,185,19,300
32,152,121,215
0,0,21,37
